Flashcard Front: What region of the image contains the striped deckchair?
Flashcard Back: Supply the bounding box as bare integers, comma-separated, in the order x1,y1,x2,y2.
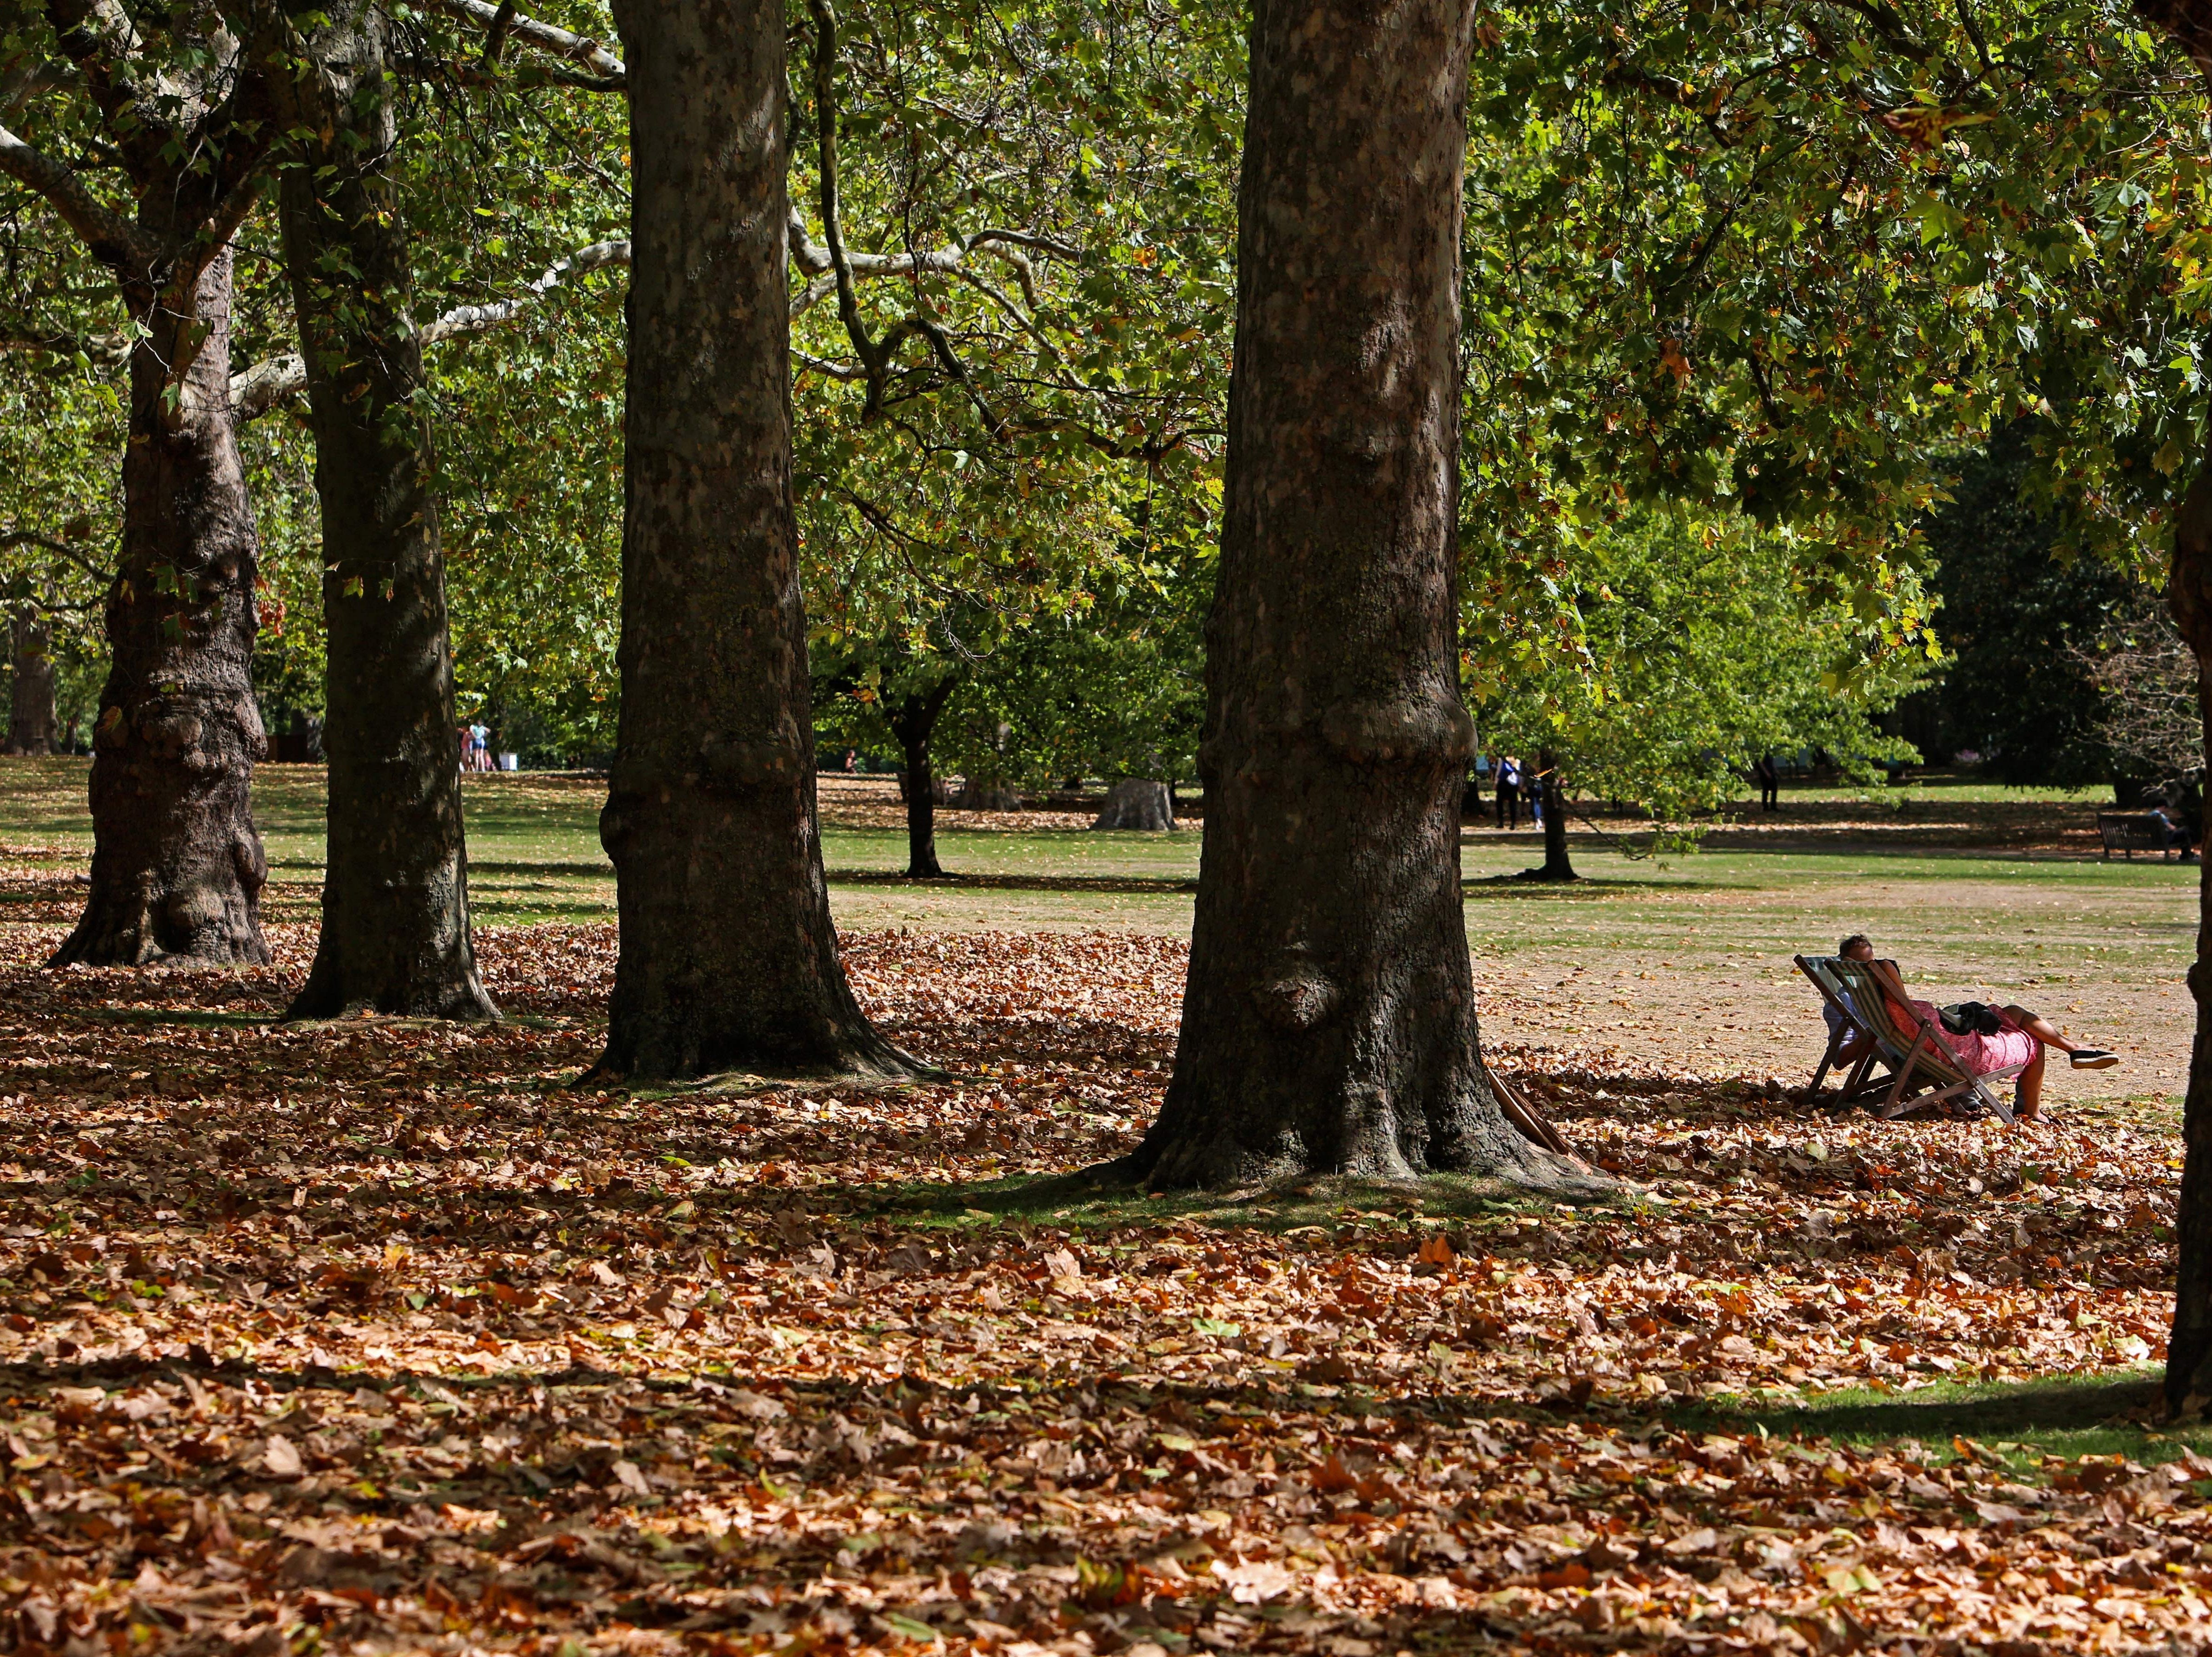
1793,955,2024,1124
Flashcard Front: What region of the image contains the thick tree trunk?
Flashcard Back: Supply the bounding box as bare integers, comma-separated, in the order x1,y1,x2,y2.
2132,0,2212,1420
7,608,55,755
2162,447,2212,1419
1118,0,1576,1191
51,248,269,968
888,678,956,878
1093,778,1175,831
596,0,911,1081
1527,747,1577,881
271,3,495,1021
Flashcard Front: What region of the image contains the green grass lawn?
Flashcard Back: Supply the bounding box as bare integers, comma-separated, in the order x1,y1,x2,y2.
2,757,2195,1107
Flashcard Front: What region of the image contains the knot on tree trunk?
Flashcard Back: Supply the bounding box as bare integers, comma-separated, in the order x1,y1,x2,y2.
1256,969,1342,1031
699,729,804,792
1319,694,1473,770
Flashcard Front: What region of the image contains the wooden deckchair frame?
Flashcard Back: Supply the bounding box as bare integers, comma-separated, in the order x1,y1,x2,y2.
1793,955,2027,1124
1794,955,1894,1103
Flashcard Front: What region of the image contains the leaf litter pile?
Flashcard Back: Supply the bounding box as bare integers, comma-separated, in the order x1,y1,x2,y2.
0,923,2205,1657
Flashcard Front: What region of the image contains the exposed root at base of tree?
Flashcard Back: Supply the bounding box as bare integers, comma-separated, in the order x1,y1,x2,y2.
577,1047,934,1092
282,983,502,1024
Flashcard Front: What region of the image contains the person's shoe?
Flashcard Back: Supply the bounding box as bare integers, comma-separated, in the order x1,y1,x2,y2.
2069,1048,2118,1070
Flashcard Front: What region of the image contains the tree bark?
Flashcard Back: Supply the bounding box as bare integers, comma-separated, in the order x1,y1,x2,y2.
887,678,956,878
2162,442,2212,1418
2130,0,2212,1422
51,246,269,968
1117,0,1578,1191
265,0,496,1021
7,607,55,754
1093,777,1175,830
1526,747,1577,881
596,0,912,1081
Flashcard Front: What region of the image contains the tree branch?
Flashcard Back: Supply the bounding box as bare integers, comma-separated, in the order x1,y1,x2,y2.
784,208,1075,307
1824,0,1933,60
41,0,178,177
0,528,106,580
482,0,517,63
0,324,129,365
0,51,70,118
426,0,626,83
794,349,870,381
419,236,630,345
231,236,632,419
789,11,1074,425
2134,0,2212,86
0,120,166,276
807,0,903,421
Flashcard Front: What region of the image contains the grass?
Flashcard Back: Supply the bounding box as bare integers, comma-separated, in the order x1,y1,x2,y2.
852,1167,1630,1238
1,756,2195,1106
1708,1368,2212,1474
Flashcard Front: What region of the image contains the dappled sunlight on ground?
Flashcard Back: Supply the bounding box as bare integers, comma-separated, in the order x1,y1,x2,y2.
0,925,2203,1655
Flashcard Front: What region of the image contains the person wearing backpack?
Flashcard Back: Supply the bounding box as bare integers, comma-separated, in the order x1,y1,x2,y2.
1495,755,1521,830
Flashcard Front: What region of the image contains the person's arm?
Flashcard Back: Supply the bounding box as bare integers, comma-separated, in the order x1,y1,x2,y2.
1866,959,1917,1030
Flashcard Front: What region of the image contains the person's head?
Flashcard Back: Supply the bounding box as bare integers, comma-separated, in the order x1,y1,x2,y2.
1839,933,1873,962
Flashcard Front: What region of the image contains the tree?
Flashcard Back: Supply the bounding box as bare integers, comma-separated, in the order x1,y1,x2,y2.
786,0,1238,862
1094,778,1174,829
2073,586,2202,804
231,0,498,1020
2130,0,2212,1426
884,671,961,877
814,637,965,877
1891,435,2142,792
1119,0,1573,1190
0,278,125,757
1470,510,1931,842
2,4,276,965
6,604,51,751
594,0,910,1082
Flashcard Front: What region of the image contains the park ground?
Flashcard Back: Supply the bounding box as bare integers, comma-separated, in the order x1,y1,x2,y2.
0,758,2206,1656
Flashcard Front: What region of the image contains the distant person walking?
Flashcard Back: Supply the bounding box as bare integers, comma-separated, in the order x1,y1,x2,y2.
1495,755,1521,830
1754,752,1780,811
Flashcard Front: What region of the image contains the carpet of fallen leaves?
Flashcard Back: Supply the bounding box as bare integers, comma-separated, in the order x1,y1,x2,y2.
0,923,2204,1657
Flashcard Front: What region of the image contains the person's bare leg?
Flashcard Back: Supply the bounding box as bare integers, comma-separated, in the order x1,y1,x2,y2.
2013,1044,2047,1120
2002,1004,2083,1053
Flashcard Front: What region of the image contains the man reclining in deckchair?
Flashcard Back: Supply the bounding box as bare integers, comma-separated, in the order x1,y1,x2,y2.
1838,934,2118,1121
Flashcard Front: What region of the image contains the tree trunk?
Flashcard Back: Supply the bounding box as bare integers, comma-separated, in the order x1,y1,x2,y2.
2162,441,2212,1418
2131,0,2212,1421
7,607,55,755
270,2,495,1022
51,247,269,968
887,678,956,878
1117,0,1577,1191
1527,747,1577,881
596,0,912,1081
1093,777,1175,831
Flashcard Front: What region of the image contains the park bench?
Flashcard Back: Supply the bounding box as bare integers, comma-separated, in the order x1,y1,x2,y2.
2097,811,2179,861
1793,954,2024,1124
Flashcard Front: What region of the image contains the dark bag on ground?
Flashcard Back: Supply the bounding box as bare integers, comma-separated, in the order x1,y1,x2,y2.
1937,1001,2005,1037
